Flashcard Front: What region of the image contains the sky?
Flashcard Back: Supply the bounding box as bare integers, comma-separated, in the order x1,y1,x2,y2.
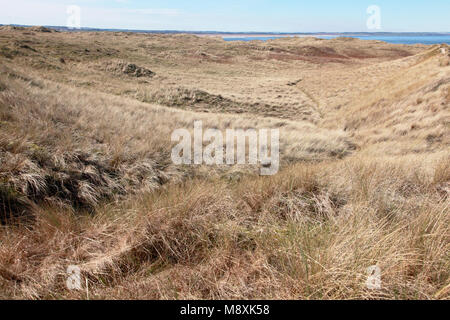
1,0,449,32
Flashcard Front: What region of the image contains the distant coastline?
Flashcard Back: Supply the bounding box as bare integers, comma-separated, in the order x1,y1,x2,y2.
1,24,449,37
2,24,449,44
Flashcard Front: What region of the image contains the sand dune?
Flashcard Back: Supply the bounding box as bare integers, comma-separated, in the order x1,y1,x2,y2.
0,27,448,300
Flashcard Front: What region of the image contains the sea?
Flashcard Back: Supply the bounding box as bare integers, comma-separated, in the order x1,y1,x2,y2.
223,35,450,45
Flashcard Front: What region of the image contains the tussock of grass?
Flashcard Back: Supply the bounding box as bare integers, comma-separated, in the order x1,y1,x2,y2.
0,156,448,299
95,60,155,78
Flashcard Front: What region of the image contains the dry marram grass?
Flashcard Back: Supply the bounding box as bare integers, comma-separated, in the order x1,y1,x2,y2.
0,26,448,300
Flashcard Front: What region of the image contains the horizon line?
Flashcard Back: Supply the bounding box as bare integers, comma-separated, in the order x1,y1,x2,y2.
2,24,450,35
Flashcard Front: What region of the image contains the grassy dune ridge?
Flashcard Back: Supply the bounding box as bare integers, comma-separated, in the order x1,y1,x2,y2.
0,26,448,299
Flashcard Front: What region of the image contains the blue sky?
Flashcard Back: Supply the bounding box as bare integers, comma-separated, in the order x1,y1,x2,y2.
1,0,449,32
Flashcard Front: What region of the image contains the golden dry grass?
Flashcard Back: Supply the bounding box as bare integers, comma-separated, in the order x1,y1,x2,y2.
0,26,448,300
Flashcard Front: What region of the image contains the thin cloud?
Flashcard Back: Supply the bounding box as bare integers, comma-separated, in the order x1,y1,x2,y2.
125,9,181,17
